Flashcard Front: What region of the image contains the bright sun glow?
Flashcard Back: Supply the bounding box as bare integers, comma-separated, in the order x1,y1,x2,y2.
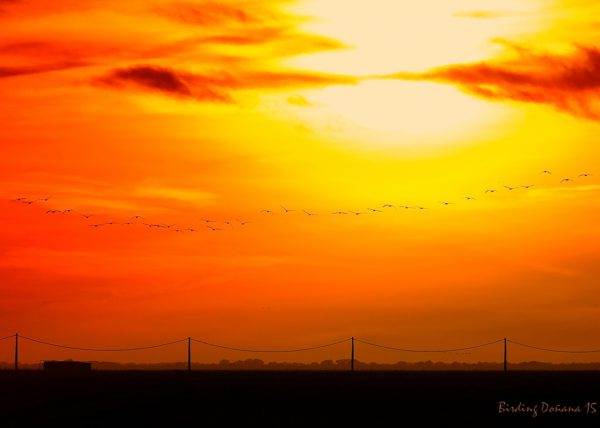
298,80,508,142
279,0,542,142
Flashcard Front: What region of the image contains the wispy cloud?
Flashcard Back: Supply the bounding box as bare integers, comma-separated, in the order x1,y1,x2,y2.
383,44,600,120
155,1,265,26
527,184,600,199
0,61,87,78
97,64,355,102
135,185,216,203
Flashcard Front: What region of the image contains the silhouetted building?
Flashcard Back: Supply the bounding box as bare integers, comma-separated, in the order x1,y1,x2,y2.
43,360,92,373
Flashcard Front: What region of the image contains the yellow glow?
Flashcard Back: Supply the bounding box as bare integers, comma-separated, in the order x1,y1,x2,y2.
297,80,509,142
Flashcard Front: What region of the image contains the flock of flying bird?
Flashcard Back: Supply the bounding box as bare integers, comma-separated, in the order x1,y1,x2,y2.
9,170,594,234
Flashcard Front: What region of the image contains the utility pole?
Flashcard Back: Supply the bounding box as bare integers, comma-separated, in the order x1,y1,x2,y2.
187,337,191,372
14,333,18,372
504,337,507,373
351,336,355,372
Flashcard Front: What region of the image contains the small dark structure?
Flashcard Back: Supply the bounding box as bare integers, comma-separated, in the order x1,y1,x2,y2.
42,360,92,373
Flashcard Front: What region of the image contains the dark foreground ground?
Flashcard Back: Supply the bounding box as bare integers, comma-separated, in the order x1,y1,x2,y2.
1,371,599,427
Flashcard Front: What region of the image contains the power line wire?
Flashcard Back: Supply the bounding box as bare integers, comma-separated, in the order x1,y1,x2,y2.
19,335,187,352
13,335,600,356
191,337,350,353
354,338,504,353
508,339,600,354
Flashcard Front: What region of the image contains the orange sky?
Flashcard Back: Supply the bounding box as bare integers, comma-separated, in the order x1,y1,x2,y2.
1,0,600,364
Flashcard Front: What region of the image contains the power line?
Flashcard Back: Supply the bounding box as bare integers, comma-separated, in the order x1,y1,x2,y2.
354,338,504,353
11,335,600,356
191,337,351,353
508,339,600,354
19,335,187,352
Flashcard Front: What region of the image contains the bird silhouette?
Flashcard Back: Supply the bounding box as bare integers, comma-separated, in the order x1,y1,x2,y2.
281,206,295,213
88,224,103,228
579,173,592,177
237,219,250,225
542,170,552,175
130,215,143,220
331,211,348,215
485,189,497,193
561,178,573,183
464,196,476,200
367,208,383,213
504,186,517,191
382,204,395,208
349,211,363,216
203,219,217,223
440,202,452,206
260,210,273,214
303,210,318,216
81,213,93,219
521,185,534,189
36,197,51,202
207,225,221,232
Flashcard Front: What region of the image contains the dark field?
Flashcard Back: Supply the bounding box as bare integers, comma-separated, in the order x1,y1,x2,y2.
2,371,599,427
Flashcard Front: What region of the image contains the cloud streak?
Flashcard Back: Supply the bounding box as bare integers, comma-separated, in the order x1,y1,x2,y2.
156,1,263,26
98,65,355,103
384,44,600,120
0,61,87,78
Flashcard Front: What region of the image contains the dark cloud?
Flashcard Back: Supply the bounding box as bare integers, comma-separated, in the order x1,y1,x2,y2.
384,44,600,120
97,65,231,102
98,64,355,103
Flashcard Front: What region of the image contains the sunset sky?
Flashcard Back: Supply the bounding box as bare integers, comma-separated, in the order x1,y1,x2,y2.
2,0,600,364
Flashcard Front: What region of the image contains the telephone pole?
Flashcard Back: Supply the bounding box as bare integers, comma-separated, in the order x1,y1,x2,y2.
187,337,191,372
14,333,18,372
503,337,507,372
351,336,355,372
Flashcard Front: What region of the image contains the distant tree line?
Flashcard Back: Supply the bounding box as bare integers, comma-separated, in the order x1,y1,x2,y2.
3,359,600,371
